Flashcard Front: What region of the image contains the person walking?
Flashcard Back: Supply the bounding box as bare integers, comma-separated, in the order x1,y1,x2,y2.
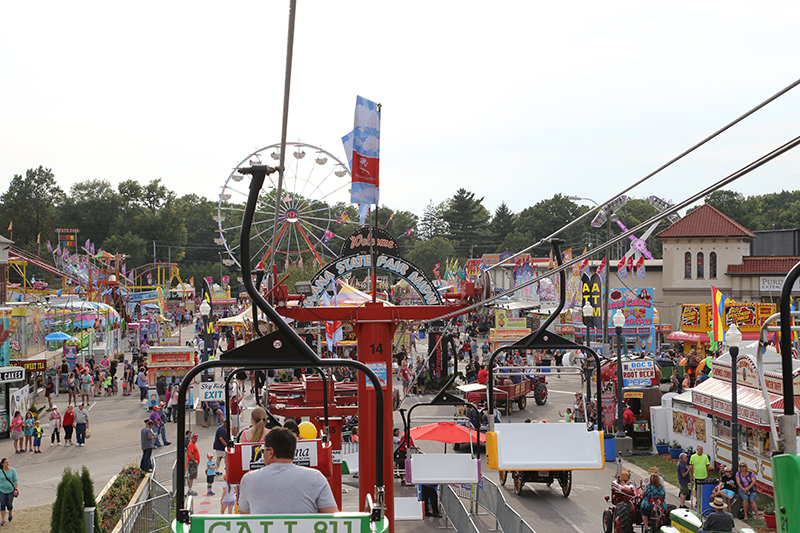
67,371,78,406
141,419,156,472
137,367,148,405
49,405,62,446
677,453,691,508
213,421,228,473
0,457,19,525
9,412,23,454
186,433,200,496
74,403,89,447
79,368,92,406
62,405,75,446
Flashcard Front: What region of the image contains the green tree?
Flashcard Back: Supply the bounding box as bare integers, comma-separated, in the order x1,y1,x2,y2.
0,166,64,246
176,194,221,264
51,467,85,533
58,180,122,247
515,194,590,252
417,200,448,240
442,189,490,258
407,236,456,279
489,202,515,252
103,232,148,267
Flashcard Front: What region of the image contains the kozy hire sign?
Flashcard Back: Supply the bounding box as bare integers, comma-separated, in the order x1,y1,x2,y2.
621,360,658,387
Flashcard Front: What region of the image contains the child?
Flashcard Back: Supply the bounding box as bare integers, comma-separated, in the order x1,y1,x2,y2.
205,453,216,496
33,420,43,453
122,375,129,396
23,412,35,452
104,374,113,396
558,408,573,423
220,474,237,514
49,405,62,446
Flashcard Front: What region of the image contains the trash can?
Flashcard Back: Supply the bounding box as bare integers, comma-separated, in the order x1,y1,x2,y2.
541,358,552,373
696,478,718,515
604,435,616,462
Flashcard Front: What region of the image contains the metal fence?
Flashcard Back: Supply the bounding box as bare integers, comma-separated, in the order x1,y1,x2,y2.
440,484,481,533
451,475,536,533
152,450,177,492
119,479,171,533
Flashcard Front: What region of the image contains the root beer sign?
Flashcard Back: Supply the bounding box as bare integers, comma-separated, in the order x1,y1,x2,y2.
310,228,442,305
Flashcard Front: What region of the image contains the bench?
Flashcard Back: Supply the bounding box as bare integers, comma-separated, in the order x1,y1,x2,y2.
486,423,605,471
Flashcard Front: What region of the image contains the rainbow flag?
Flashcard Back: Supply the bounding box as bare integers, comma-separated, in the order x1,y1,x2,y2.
711,286,728,342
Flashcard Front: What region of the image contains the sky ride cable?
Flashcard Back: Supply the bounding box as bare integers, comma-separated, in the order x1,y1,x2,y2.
426,132,800,324
268,0,298,274
484,76,800,274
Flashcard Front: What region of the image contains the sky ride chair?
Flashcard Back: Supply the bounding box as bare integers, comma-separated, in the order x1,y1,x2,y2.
393,376,483,519
485,240,605,497
171,164,389,533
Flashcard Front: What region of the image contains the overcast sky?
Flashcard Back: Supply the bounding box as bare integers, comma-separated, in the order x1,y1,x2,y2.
2,1,799,221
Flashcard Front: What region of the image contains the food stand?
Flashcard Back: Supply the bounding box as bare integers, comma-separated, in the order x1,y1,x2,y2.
488,309,531,351
0,366,25,439
690,347,800,497
600,358,661,447
669,302,775,355
147,346,196,409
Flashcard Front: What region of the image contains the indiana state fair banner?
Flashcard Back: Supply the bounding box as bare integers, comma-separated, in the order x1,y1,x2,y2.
342,96,380,205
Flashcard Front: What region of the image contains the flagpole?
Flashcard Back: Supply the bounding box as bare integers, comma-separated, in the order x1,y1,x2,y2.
371,205,377,303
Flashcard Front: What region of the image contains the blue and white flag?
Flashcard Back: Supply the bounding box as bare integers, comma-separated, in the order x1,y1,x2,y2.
343,96,380,205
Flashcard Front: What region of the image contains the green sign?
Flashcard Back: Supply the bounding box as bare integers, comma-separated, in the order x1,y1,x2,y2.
188,514,388,533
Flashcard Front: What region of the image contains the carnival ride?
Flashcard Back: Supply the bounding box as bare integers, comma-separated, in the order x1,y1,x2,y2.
217,141,353,271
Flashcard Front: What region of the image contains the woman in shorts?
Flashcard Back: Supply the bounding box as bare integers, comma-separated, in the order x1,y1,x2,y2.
67,371,78,406
9,412,23,454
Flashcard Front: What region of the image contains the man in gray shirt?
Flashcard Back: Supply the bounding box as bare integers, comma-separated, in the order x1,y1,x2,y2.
140,419,156,472
239,427,338,514
74,403,90,447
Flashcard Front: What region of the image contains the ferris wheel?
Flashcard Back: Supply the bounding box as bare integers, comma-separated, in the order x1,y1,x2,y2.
216,142,353,271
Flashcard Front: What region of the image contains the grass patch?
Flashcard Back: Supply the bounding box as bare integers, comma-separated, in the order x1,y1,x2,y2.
624,453,706,487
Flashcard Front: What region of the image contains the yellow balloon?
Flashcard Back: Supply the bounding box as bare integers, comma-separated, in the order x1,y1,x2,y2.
298,421,317,440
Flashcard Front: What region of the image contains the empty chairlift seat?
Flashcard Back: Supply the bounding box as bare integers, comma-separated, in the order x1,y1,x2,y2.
406,453,480,485
486,423,605,471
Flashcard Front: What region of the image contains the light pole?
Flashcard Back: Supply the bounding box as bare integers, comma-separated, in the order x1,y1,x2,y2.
199,300,212,382
613,309,627,438
727,323,742,470
582,299,594,346
569,195,615,357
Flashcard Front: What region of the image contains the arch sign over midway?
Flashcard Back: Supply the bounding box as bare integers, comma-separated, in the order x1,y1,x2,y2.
309,228,442,305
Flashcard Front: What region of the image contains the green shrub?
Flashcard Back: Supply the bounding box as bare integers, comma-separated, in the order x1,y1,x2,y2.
50,468,70,533
58,470,86,533
80,466,95,508
95,464,145,533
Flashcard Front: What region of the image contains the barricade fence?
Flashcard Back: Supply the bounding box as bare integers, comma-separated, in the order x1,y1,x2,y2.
440,484,480,533
152,450,177,491
450,474,536,533
120,479,171,533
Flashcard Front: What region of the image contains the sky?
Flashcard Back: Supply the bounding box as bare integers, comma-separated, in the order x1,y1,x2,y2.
2,1,800,223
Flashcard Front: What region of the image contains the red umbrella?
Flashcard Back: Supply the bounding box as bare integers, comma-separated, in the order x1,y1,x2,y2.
408,422,486,444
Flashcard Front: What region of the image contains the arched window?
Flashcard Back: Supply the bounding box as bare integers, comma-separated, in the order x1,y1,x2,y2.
697,252,705,279
684,252,692,279
710,252,717,278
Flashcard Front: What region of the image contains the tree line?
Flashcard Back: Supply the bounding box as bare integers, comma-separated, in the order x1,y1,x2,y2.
3,165,793,288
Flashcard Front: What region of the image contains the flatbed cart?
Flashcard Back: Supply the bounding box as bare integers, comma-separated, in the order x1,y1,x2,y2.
485,239,606,499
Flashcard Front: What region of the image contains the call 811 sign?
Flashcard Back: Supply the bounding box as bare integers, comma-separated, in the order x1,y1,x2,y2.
621,360,658,387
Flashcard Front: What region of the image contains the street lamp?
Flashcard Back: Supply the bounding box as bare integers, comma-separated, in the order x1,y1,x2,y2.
613,309,627,438
199,299,212,382
582,298,594,345
727,323,742,471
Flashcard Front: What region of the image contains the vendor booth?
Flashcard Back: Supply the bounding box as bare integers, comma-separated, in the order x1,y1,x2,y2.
689,346,800,497
669,302,775,355
147,346,196,409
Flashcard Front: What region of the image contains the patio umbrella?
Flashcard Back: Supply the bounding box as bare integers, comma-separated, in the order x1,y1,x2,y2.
409,422,486,444
45,332,76,342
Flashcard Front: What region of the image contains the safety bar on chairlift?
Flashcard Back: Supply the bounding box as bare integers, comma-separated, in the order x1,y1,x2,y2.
398,375,482,459
176,356,385,524
486,239,603,432
223,366,331,445
756,311,800,451
779,261,800,455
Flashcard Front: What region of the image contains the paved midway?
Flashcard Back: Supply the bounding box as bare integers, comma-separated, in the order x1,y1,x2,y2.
8,326,704,532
